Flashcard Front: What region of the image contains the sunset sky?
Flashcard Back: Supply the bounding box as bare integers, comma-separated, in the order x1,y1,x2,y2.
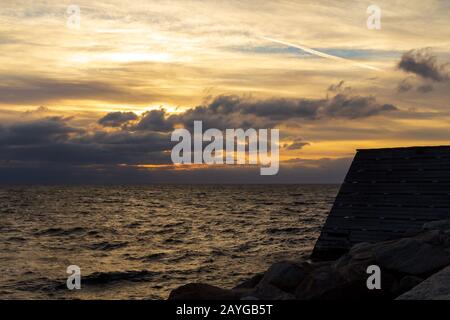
1,0,450,183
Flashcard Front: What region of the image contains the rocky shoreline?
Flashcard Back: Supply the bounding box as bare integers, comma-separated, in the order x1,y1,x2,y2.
168,220,450,300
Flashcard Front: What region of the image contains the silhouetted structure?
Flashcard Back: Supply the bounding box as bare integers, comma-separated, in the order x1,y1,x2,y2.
312,145,450,260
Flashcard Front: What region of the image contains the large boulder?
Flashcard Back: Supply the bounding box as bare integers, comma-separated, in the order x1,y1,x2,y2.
244,261,313,299
329,224,450,277
396,265,450,300
372,237,450,275
168,283,240,300
252,283,295,300
294,264,340,299
332,242,377,276
295,259,396,300
233,273,264,290
256,261,313,293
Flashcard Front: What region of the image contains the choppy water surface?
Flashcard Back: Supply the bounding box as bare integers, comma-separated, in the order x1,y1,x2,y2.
0,185,338,299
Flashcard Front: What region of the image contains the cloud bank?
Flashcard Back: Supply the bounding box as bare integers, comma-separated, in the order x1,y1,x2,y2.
0,89,397,183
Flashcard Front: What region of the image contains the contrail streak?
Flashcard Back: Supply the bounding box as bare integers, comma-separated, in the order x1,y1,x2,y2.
261,36,382,71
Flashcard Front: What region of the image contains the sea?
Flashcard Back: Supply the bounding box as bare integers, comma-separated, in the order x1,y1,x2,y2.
0,184,339,299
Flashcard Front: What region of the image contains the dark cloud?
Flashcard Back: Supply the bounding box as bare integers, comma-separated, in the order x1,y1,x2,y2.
0,117,172,166
129,93,397,133
398,48,449,82
98,111,138,127
283,139,309,150
135,109,176,132
324,94,397,119
0,112,351,184
0,117,82,146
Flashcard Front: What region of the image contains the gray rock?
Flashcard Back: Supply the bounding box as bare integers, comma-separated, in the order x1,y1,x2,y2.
333,244,377,279
248,261,313,300
332,242,375,270
256,261,313,293
253,282,295,300
296,257,396,300
233,273,264,290
331,226,450,277
373,238,450,275
295,264,340,299
348,242,377,259
168,283,240,300
396,265,450,300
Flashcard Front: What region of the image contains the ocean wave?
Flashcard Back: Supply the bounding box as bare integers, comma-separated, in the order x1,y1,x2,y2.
267,227,304,234
6,236,26,242
35,227,86,236
142,253,167,261
34,270,160,291
0,184,337,299
87,241,128,251
81,270,157,285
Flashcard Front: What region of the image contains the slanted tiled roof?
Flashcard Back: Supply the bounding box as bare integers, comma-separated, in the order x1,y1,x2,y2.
312,145,450,260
